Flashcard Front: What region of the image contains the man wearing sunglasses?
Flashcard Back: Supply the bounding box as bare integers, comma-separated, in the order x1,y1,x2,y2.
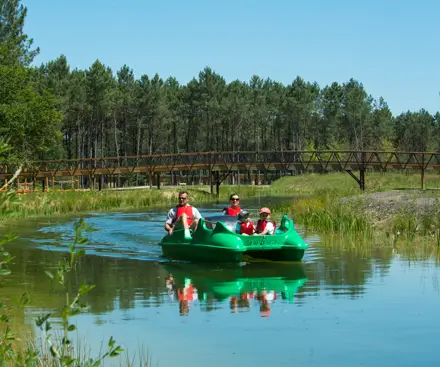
165,191,201,236
222,194,243,216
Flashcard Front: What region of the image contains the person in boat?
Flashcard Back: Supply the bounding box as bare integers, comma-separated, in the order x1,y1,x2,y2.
222,194,242,216
255,207,276,235
236,210,255,235
164,191,202,236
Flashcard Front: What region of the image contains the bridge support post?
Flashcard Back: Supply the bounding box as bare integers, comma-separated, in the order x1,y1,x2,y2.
421,154,425,190
360,169,365,191
215,171,220,198
345,169,366,191
45,176,49,192
156,173,161,189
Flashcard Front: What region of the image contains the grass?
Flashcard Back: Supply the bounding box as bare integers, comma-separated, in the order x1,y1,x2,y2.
0,185,270,224
3,170,440,247
268,171,440,248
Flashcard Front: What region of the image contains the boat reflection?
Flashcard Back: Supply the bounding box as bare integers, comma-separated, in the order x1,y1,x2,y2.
161,262,308,317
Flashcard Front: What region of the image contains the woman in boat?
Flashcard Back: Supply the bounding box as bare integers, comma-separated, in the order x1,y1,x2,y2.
222,194,242,216
255,207,276,235
236,210,255,235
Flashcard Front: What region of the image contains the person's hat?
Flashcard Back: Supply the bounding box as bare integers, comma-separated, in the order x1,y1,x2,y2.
260,207,271,214
238,211,250,221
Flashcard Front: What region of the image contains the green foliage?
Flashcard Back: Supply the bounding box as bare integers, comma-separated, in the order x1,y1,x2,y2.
33,219,123,366
0,167,124,365
0,64,63,161
0,1,439,166
0,228,34,364
0,0,39,66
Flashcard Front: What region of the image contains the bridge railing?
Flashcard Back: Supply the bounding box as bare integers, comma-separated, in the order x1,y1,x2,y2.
2,151,440,180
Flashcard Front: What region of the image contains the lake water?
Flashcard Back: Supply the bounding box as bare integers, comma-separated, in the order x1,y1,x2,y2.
1,201,440,367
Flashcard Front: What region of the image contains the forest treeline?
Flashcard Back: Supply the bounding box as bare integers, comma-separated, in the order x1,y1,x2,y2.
1,0,440,163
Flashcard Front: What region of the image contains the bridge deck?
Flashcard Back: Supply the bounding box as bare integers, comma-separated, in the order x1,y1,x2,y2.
1,151,439,191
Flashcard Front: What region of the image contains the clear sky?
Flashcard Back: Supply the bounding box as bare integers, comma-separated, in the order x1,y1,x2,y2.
22,0,440,116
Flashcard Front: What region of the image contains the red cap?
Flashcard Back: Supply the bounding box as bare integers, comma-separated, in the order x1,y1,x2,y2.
260,207,271,214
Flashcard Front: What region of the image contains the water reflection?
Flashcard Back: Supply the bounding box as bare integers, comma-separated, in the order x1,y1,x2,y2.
2,206,440,366
161,262,308,317
3,216,401,320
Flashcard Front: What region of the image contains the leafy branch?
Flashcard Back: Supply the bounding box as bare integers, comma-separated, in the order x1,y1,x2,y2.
36,218,123,366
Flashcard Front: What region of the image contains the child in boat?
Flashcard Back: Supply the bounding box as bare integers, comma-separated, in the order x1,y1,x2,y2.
236,211,255,235
255,207,275,235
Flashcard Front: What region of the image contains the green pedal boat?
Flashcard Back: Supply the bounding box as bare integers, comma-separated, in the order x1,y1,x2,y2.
159,214,308,263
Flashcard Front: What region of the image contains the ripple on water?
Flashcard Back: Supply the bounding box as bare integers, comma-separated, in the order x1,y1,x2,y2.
33,211,166,261
34,207,308,263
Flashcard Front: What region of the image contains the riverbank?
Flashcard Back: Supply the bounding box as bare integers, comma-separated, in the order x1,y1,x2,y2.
0,185,271,224
269,172,440,246
3,171,440,247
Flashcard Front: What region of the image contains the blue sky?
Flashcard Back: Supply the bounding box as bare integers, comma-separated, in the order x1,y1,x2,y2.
23,0,439,116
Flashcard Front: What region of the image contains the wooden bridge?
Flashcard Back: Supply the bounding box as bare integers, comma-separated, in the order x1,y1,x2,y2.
1,150,440,193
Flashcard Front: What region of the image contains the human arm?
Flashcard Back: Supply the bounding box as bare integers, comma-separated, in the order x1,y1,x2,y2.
164,208,176,235
255,221,274,235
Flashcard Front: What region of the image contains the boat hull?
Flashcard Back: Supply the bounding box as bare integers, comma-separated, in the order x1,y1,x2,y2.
161,243,244,263
245,248,305,262
159,215,308,263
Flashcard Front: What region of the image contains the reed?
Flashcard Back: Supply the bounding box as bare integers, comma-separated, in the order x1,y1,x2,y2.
269,172,440,248
0,185,271,224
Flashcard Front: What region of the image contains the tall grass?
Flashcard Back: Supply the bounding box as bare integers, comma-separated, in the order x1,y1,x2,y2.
3,171,440,248
269,172,440,248
271,190,372,236
0,185,271,223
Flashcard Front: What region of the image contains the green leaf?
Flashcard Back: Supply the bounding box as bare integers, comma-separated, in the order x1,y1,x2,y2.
35,313,51,328
45,270,54,279
67,324,76,331
108,336,115,348
19,292,30,306
78,237,88,244
0,269,11,276
79,283,95,296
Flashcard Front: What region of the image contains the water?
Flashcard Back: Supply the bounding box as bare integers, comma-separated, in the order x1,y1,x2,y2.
1,202,440,366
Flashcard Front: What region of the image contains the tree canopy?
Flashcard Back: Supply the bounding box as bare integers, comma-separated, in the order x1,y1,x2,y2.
1,0,439,163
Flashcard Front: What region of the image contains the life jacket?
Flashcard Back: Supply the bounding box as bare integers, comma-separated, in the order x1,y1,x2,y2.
177,284,195,301
223,206,241,216
239,221,255,235
174,205,194,225
255,219,276,235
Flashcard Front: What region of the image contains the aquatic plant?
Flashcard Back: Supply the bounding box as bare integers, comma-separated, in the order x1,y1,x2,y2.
37,218,123,366
0,219,128,366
